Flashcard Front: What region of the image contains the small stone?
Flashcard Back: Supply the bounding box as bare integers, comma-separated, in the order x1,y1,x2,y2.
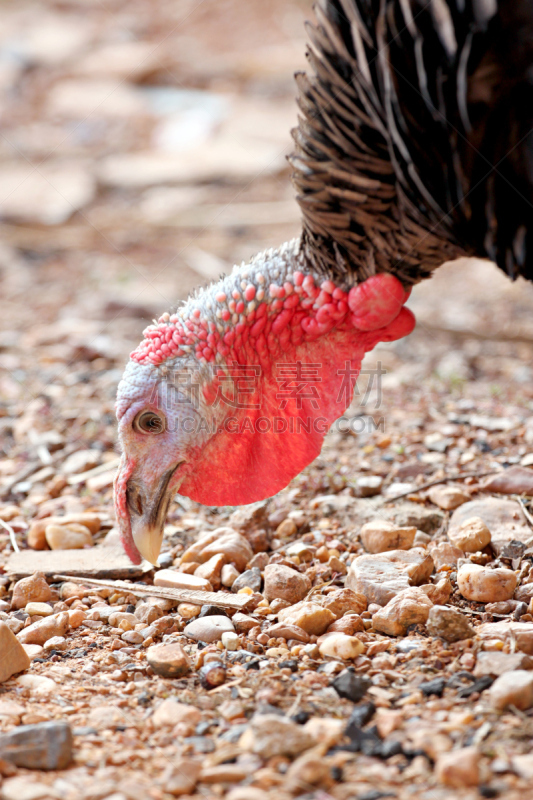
474,651,533,677
221,631,239,650
134,604,163,624
347,548,434,606
360,520,416,553
15,675,57,695
448,516,491,552
448,498,531,557
194,554,226,591
435,746,480,788
11,573,52,610
427,541,463,570
421,577,452,605
180,527,253,571
68,608,86,628
0,721,72,769
483,466,533,495
319,588,367,618
428,485,470,510
232,567,262,593
154,569,213,592
512,754,533,781
199,661,226,689
276,518,297,538
476,621,533,654
457,564,517,603
0,622,30,683
326,615,365,635
43,636,68,652
22,644,44,660
220,564,240,588
146,643,190,678
278,601,335,635
152,699,201,730
264,622,310,642
108,611,138,628
24,602,53,617
162,759,201,796
17,612,69,645
45,523,93,550
177,603,201,619
372,588,433,636
354,475,383,497
331,668,370,702
1,778,57,800
426,605,474,642
232,613,260,634
286,542,315,561
318,633,365,660
184,615,235,642
263,564,311,604
242,714,315,758
489,670,533,710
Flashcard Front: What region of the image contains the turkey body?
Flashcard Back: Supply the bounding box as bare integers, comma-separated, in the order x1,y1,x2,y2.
114,0,533,566
294,0,533,284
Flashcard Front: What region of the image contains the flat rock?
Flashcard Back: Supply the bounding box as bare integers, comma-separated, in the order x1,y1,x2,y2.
359,520,416,554
426,605,474,642
372,588,433,636
0,622,30,683
489,670,533,710
476,621,533,654
346,548,434,606
263,564,310,604
474,651,533,677
448,498,532,556
0,721,72,769
435,746,480,788
146,643,190,678
264,622,310,642
162,759,201,796
195,554,226,591
184,615,235,642
483,466,533,495
154,569,213,592
457,564,517,603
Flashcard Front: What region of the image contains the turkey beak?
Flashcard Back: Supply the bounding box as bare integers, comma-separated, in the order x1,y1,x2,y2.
127,466,178,566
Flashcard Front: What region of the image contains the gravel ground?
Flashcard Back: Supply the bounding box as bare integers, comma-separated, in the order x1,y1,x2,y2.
2,1,533,799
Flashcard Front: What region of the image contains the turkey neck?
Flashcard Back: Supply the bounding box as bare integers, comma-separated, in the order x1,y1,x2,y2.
130,237,408,377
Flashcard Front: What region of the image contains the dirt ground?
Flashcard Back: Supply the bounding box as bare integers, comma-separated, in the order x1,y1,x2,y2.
2,1,533,799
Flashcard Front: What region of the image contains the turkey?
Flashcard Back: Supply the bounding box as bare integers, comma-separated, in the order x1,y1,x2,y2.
115,0,533,565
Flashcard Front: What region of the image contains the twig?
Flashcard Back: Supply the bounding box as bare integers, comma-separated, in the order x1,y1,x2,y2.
0,462,41,498
382,470,498,503
0,518,20,552
52,573,251,611
517,497,533,529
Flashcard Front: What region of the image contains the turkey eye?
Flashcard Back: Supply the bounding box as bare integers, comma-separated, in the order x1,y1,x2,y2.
134,410,165,435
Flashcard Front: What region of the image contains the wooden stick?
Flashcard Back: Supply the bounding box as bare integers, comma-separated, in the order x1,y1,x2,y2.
0,519,19,552
52,574,252,611
382,470,498,503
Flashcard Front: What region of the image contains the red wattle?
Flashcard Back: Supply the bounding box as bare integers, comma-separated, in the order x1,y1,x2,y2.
348,273,406,331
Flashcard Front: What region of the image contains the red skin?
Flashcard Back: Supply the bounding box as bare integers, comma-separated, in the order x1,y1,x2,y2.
116,271,415,562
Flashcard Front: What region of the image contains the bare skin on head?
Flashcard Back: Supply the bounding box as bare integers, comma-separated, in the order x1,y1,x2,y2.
114,241,414,565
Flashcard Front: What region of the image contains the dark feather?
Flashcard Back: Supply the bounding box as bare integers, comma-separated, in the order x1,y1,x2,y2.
292,0,533,285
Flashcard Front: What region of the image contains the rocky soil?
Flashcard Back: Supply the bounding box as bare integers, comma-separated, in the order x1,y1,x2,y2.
2,0,533,799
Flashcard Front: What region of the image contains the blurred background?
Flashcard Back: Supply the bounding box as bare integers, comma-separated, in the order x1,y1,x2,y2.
2,0,533,512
